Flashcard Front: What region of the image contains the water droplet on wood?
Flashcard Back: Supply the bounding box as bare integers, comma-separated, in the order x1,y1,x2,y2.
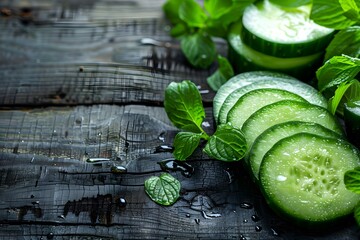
240,202,253,209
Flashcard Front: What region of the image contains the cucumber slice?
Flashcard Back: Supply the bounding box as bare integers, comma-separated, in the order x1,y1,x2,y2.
228,22,324,81
213,71,295,124
249,121,342,181
241,100,344,148
227,88,307,129
259,133,360,225
218,78,328,124
242,0,334,58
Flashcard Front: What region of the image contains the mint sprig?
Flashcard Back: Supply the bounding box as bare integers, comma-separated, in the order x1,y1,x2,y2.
163,0,254,70
164,80,247,162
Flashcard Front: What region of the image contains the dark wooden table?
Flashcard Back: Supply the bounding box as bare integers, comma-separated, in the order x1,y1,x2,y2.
0,1,359,239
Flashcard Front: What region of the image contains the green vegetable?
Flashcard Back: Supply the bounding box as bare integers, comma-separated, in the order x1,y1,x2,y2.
324,26,360,61
316,55,360,95
204,124,247,161
311,0,358,29
269,0,311,7
164,80,207,134
173,132,203,160
144,173,181,206
179,0,207,28
260,133,360,226
180,32,217,69
207,55,234,91
344,167,360,226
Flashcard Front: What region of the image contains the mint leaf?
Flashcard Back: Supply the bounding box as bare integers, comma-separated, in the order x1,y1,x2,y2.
163,0,183,25
339,0,360,21
344,167,360,194
269,0,311,7
179,0,207,28
204,0,233,19
325,26,360,61
170,22,189,38
173,132,203,160
207,55,234,91
164,80,206,133
204,124,247,161
311,0,356,29
328,80,355,115
316,55,360,94
180,32,217,69
144,173,181,206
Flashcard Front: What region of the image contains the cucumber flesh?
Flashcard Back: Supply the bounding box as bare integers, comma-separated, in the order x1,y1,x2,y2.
218,78,328,124
213,71,296,124
242,0,334,57
249,121,342,181
227,88,307,129
227,22,324,80
259,133,360,225
241,100,344,148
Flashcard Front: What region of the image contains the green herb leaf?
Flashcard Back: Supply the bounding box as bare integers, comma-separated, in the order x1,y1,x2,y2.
311,0,356,29
207,55,234,91
203,124,247,161
204,0,233,19
164,80,206,133
179,0,207,28
144,173,181,206
173,132,203,160
344,167,360,194
328,79,360,115
325,26,360,61
170,22,189,38
163,0,183,25
339,0,360,21
354,202,360,227
269,0,311,7
180,32,217,69
316,55,360,94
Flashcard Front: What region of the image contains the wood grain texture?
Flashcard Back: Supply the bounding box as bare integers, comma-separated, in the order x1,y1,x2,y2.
0,0,359,239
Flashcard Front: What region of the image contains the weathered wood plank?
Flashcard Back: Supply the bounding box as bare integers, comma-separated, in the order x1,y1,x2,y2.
0,63,216,107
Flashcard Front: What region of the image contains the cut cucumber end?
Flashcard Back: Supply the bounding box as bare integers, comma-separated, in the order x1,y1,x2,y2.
241,0,335,58
213,71,297,124
227,88,307,129
249,121,343,182
241,100,344,148
259,133,360,226
227,22,325,81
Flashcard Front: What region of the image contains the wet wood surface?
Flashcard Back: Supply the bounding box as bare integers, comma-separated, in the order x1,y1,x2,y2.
0,1,359,239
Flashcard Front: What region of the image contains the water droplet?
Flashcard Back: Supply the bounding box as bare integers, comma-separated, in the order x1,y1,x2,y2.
240,202,253,209
240,234,247,240
30,195,35,198
201,54,207,59
186,213,190,218
86,158,110,163
202,211,221,219
202,121,211,128
194,218,200,224
158,159,194,178
251,214,260,222
255,225,262,232
118,197,127,207
47,232,54,239
154,145,174,153
32,201,40,205
271,227,280,236
243,219,248,223
111,165,127,173
158,132,166,142
58,214,66,219
30,156,35,163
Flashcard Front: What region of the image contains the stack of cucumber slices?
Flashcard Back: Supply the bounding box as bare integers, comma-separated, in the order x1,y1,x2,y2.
214,71,360,226
228,0,335,80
